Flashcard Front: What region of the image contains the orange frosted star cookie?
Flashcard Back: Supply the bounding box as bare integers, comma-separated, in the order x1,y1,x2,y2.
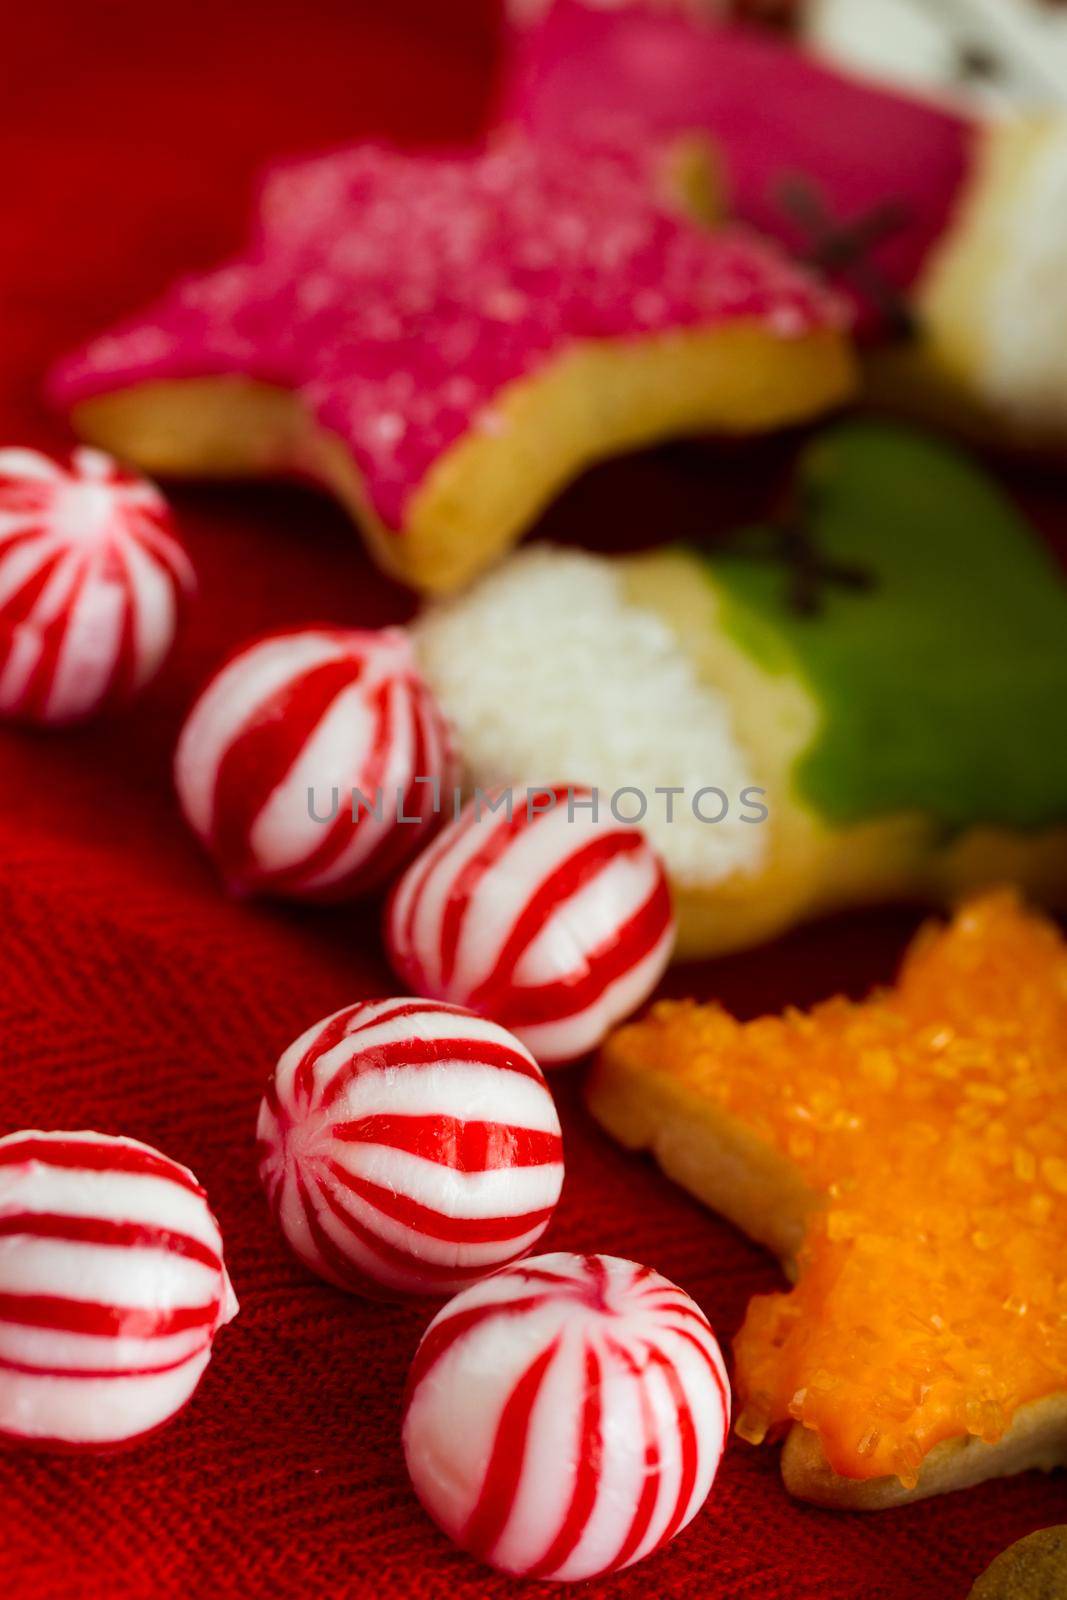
588,892,1067,1507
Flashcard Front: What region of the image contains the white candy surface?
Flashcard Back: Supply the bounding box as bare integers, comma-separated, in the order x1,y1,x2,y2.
175,625,456,899
0,446,194,724
386,785,675,1065
403,1252,730,1582
0,1130,237,1449
256,998,565,1297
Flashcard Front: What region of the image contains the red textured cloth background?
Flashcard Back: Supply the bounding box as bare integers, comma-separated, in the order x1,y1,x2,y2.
1,4,1064,1596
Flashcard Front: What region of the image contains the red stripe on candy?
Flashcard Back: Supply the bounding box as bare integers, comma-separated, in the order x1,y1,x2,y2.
0,1346,209,1381
0,1213,221,1272
462,1336,560,1561
0,1137,204,1196
526,1341,604,1578
466,829,645,1015
391,797,484,974
263,671,399,898
606,1335,663,1573
109,538,140,702
294,1171,383,1293
0,1293,219,1339
293,1002,363,1108
325,1162,555,1245
320,1032,543,1108
492,874,672,1028
406,1293,556,1397
330,1114,562,1172
210,654,364,884
310,1173,532,1290
646,1346,699,1549
0,546,67,625
437,802,539,991
17,563,84,720
661,1323,731,1447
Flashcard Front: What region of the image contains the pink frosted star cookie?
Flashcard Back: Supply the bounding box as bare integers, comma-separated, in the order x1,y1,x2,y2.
50,131,853,593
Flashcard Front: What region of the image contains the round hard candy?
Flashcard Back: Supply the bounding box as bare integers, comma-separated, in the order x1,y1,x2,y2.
0,446,194,724
174,625,455,899
0,1130,237,1450
385,785,675,1065
402,1252,730,1582
256,997,565,1297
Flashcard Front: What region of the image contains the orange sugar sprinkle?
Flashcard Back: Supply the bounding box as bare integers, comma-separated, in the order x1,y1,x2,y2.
613,892,1067,1485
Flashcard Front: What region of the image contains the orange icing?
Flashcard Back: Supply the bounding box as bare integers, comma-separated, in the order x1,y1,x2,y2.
618,893,1067,1484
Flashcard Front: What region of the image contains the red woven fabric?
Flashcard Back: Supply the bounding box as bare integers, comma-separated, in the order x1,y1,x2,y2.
1,5,1063,1596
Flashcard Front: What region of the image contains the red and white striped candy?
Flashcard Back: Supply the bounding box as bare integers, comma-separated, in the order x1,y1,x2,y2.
256,997,564,1298
0,1130,238,1450
0,446,194,725
174,626,456,899
403,1252,730,1582
385,785,675,1066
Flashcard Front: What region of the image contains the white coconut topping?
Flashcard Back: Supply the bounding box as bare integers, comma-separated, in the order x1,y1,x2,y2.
980,121,1067,432
413,545,767,889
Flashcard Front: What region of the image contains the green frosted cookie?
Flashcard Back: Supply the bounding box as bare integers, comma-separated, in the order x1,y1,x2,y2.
414,423,1067,958
704,422,1067,831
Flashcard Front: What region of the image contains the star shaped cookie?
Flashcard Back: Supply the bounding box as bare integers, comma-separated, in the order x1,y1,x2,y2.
590,891,1067,1506
50,130,853,592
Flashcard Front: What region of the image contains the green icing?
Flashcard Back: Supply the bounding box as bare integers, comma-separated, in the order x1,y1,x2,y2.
695,422,1067,831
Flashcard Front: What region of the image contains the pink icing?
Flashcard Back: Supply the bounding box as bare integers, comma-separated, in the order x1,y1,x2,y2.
502,6,974,337
50,130,845,533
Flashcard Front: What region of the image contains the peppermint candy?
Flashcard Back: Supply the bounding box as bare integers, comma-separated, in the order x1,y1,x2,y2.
175,626,455,899
385,786,675,1065
403,1252,730,1581
0,1130,237,1450
256,998,565,1297
0,446,194,724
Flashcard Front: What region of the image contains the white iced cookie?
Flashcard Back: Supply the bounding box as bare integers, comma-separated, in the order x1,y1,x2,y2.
413,547,767,900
